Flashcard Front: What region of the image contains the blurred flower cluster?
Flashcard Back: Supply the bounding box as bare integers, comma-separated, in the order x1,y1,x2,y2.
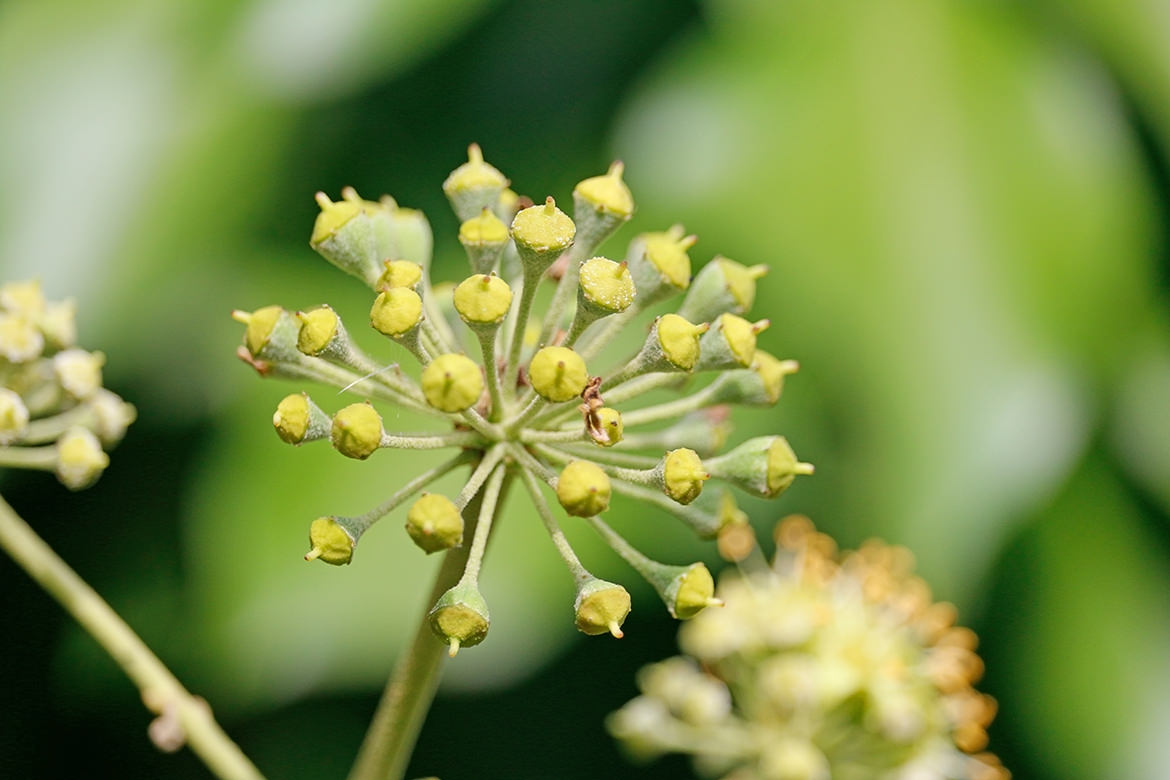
610,515,1007,780
234,145,812,654
0,281,135,489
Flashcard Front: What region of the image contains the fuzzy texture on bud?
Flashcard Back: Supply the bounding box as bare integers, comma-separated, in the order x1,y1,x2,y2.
331,402,384,459
421,354,484,412
573,161,634,219
511,198,575,265
377,260,423,291
529,346,588,402
575,578,632,637
405,493,464,553
579,257,636,315
662,448,709,505
429,581,490,655
56,427,109,490
556,460,612,517
296,307,340,356
655,315,706,372
305,517,355,565
370,288,424,338
454,274,512,326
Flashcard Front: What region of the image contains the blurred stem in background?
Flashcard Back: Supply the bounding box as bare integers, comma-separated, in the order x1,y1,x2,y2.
0,495,263,780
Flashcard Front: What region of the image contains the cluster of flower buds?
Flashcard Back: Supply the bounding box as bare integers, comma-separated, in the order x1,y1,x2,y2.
235,145,812,654
610,515,1008,780
0,281,135,490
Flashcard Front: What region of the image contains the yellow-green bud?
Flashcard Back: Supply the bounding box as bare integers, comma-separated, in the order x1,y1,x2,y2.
459,209,510,275
511,197,575,271
310,192,381,286
296,306,340,356
40,298,78,351
677,256,768,324
331,402,384,459
0,280,46,316
429,581,490,656
273,392,329,445
662,448,709,505
574,578,632,637
626,226,695,307
579,257,636,315
696,314,766,370
665,562,718,620
443,144,510,222
709,350,799,407
574,161,634,219
0,313,44,362
705,435,814,498
304,517,355,565
56,427,109,490
421,354,484,412
364,193,434,269
0,388,29,444
233,305,295,359
453,274,512,327
370,288,424,338
655,314,707,371
405,493,464,554
590,407,623,447
377,260,423,291
53,349,104,400
90,389,136,447
529,346,588,402
556,460,612,517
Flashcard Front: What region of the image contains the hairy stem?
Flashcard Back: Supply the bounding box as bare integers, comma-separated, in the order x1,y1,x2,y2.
0,495,263,780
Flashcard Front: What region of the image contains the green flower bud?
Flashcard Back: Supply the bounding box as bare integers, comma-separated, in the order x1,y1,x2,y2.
330,401,384,459
574,577,632,637
272,392,330,445
453,274,513,328
376,260,423,291
56,427,109,490
579,257,636,315
556,460,612,517
405,493,464,554
655,314,707,371
696,314,767,371
52,349,104,400
661,448,709,505
677,256,768,324
296,305,342,356
529,346,588,402
310,192,381,286
304,516,355,565
0,387,30,444
443,143,509,222
572,161,635,252
709,351,800,407
365,193,434,269
421,353,483,412
626,226,695,308
511,197,575,272
664,562,718,620
589,406,623,447
706,436,814,498
233,305,298,360
429,581,490,656
459,209,510,275
575,161,634,219
0,312,44,362
89,389,136,448
370,288,424,338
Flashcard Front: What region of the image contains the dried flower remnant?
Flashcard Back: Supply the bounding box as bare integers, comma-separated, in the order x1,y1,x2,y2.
610,516,1008,780
235,145,812,653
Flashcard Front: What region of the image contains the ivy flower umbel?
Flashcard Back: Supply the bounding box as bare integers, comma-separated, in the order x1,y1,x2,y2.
610,516,1009,780
0,281,136,489
235,145,812,654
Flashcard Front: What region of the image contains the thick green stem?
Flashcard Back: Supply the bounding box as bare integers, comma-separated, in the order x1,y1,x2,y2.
347,483,491,780
0,495,263,780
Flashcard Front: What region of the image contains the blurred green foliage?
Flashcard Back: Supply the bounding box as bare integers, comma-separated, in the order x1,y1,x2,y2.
2,0,1169,778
